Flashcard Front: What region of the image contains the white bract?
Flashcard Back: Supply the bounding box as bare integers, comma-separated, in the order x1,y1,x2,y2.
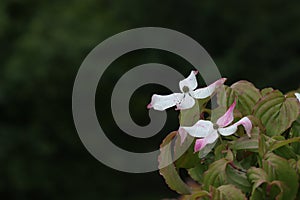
295,93,300,102
178,100,252,152
147,71,226,110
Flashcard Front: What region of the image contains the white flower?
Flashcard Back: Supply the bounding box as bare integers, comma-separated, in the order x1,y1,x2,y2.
178,100,252,152
147,71,226,110
295,93,300,102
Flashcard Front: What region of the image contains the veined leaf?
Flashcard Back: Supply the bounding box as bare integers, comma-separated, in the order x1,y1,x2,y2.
217,81,262,116
174,136,200,169
158,132,191,195
247,167,283,200
248,152,299,200
247,167,269,189
262,153,299,200
262,134,298,159
189,190,210,200
210,184,247,200
198,141,217,159
226,164,251,193
268,137,300,152
258,134,269,159
232,129,259,152
203,151,233,190
253,90,299,136
188,164,208,184
273,145,297,160
214,143,227,160
290,116,300,154
203,158,229,190
261,87,274,96
288,159,300,177
231,81,262,116
179,100,200,126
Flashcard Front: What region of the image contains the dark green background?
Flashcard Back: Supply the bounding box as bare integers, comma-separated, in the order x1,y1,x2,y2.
1,0,300,199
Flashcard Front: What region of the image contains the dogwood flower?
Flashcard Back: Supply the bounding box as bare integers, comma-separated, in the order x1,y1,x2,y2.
178,100,252,152
147,71,226,110
295,93,300,102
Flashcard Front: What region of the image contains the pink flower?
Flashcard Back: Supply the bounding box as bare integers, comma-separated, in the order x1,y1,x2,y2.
178,100,252,152
147,71,226,110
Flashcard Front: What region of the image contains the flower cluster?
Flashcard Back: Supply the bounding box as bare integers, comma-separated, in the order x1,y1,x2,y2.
148,71,252,153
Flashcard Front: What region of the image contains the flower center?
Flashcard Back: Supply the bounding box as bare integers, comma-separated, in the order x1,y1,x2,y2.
213,123,219,130
182,86,189,93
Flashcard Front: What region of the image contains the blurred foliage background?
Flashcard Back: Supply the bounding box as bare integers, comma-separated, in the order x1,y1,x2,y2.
1,0,300,199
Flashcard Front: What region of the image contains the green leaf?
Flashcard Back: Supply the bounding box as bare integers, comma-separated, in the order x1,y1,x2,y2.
290,116,300,154
247,167,271,200
214,143,227,160
225,149,234,161
210,106,232,124
268,180,286,200
226,165,252,193
246,115,266,134
189,190,210,200
258,134,268,159
198,141,217,159
203,158,229,190
158,132,191,195
261,87,274,96
288,159,300,177
263,134,298,159
262,153,299,200
268,137,300,152
174,137,200,169
231,81,262,115
247,167,269,194
180,100,200,126
203,151,233,190
218,81,262,116
211,184,247,200
217,85,236,109
188,164,208,184
232,129,259,152
248,153,299,200
273,145,298,160
237,151,258,170
253,90,299,136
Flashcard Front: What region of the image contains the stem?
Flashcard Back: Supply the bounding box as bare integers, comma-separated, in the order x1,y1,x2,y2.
202,108,211,115
219,135,224,144
266,183,272,198
232,134,240,138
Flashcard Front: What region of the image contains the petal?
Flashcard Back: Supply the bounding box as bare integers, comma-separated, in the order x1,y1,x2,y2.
218,124,238,136
178,128,188,145
216,100,236,127
190,78,227,99
194,131,218,152
295,93,300,102
176,94,195,110
147,93,184,111
179,71,198,92
218,117,252,137
234,117,252,138
179,120,214,138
